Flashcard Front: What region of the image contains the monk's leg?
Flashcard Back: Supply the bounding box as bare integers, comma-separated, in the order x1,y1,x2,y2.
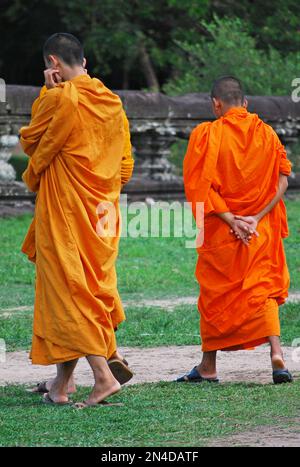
196,351,218,379
269,336,286,370
33,364,77,394
109,349,126,362
65,369,76,393
84,355,121,405
48,359,78,403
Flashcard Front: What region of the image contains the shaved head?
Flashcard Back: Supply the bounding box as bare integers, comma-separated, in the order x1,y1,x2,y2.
43,33,84,67
211,76,244,105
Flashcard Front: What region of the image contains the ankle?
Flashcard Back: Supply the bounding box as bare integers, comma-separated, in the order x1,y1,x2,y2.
51,378,69,394
197,364,217,377
271,354,286,371
270,350,284,360
94,370,118,386
110,350,124,361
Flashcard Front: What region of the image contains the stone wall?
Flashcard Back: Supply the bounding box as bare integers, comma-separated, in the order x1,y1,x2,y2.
0,85,300,201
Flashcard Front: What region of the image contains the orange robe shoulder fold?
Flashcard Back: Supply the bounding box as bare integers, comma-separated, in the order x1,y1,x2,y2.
183,107,292,352
20,75,134,365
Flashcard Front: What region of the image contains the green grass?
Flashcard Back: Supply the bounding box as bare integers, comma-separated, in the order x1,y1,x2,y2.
0,199,299,309
0,381,299,447
0,198,299,447
285,198,300,290
0,210,199,304
169,138,188,176
280,302,300,346
1,302,299,352
0,198,299,352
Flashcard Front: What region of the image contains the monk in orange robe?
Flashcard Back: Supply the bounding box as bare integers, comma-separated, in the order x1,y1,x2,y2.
177,76,293,385
20,33,134,407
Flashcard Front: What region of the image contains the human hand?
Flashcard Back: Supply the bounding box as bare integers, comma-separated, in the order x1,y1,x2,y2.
234,215,259,238
229,218,258,246
44,68,62,89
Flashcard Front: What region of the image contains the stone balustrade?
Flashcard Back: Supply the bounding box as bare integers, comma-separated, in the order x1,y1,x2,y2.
0,85,300,202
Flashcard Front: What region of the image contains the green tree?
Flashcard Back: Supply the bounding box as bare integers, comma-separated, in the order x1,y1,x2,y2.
0,0,299,92
0,0,64,85
52,0,209,90
207,0,300,54
0,0,209,88
163,16,300,95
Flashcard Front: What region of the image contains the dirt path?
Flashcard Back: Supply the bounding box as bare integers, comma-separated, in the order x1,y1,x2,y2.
126,292,300,309
208,422,300,447
1,345,299,447
1,344,299,387
1,292,300,317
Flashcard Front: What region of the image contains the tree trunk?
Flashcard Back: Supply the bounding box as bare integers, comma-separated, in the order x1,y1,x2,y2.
139,42,160,92
123,63,130,90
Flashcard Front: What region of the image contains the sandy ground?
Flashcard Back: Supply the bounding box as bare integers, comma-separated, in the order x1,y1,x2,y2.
126,293,300,309
1,344,299,387
1,295,299,447
1,345,299,447
208,423,300,447
1,292,300,318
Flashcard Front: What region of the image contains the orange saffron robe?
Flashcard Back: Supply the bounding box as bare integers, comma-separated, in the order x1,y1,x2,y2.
20,74,134,365
184,107,292,352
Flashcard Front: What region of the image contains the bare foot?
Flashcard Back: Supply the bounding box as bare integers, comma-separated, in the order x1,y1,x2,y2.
32,378,76,394
271,353,286,371
67,385,77,394
109,350,126,362
196,365,218,380
75,380,121,409
48,379,69,404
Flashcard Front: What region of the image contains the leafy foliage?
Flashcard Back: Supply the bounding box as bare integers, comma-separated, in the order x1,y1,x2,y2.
164,16,300,95
0,0,299,94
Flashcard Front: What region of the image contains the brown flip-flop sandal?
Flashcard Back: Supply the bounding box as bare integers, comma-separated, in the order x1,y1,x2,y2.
73,400,124,409
29,381,49,394
108,357,129,366
43,393,72,406
108,359,134,385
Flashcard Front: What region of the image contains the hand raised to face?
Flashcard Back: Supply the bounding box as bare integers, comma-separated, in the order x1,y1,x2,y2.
44,68,62,89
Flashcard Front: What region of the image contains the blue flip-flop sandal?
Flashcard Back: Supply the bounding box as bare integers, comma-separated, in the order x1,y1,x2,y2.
176,366,219,383
272,369,293,384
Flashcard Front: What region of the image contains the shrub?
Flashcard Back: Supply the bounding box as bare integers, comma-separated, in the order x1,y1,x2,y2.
164,16,300,96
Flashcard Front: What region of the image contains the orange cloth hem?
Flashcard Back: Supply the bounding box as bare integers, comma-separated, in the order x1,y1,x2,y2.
200,298,280,352
30,333,117,366
221,337,270,351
